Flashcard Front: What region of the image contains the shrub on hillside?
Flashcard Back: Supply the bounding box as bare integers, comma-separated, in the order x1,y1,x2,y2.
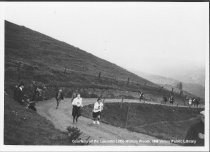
66,127,89,145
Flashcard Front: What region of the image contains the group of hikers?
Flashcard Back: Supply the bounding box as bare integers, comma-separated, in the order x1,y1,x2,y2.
55,89,104,125
13,82,104,125
186,96,200,107
162,95,175,105
161,94,200,108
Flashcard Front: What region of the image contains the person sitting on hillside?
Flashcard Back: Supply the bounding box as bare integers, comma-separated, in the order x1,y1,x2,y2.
25,98,37,112
92,98,104,125
16,82,25,105
184,110,204,146
72,93,83,123
55,89,64,109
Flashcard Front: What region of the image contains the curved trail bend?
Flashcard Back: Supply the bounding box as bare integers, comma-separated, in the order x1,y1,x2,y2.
36,98,175,146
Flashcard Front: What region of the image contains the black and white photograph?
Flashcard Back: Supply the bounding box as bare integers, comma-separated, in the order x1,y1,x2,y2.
0,1,209,151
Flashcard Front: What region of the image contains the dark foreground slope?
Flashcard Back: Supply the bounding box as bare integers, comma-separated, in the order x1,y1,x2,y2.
4,94,82,145
82,102,203,141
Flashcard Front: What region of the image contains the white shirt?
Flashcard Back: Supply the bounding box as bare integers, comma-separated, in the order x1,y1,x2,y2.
72,97,82,107
93,102,103,113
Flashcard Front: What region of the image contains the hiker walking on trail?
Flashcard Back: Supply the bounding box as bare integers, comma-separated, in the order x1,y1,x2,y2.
55,89,64,109
72,93,83,123
188,97,193,107
92,98,104,125
169,95,175,105
139,91,144,102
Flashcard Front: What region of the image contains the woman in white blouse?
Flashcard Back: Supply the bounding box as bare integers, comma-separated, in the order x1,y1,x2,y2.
92,98,103,125
72,93,83,123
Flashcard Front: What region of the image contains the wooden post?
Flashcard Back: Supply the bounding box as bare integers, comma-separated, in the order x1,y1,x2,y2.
125,104,130,128
127,77,130,85
98,72,101,79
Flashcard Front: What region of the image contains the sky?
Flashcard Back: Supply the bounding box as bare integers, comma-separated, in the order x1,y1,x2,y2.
3,2,209,78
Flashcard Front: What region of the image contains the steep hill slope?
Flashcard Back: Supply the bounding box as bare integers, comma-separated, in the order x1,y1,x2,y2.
5,20,178,101
5,20,156,88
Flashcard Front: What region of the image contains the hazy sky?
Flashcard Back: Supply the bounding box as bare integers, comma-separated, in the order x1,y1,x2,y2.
3,2,209,76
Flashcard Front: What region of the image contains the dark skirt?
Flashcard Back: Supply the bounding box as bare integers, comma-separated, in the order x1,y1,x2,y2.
72,105,81,117
92,111,101,118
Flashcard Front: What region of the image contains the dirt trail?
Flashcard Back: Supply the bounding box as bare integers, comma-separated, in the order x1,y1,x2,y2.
36,98,175,145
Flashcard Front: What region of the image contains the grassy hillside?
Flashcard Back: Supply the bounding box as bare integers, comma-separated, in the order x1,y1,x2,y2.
5,20,157,89
82,102,203,141
4,94,84,145
5,20,191,104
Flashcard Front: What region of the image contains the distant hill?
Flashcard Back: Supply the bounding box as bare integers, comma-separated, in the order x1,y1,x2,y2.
138,72,205,99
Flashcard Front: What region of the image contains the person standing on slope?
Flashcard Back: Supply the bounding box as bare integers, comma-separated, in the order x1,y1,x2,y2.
16,82,25,105
55,89,64,109
72,93,83,123
92,98,104,125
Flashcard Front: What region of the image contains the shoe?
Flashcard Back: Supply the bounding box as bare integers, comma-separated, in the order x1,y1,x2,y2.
93,121,96,124
96,121,100,125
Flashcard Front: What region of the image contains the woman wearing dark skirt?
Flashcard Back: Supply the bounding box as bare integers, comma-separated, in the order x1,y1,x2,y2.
92,98,104,125
72,93,83,123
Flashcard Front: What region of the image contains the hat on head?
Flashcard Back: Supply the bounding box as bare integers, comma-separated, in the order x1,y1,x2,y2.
97,98,102,101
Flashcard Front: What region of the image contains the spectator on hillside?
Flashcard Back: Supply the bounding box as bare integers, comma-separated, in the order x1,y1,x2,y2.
55,89,64,109
72,93,83,123
184,111,204,146
16,82,25,105
92,98,104,125
32,86,40,101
